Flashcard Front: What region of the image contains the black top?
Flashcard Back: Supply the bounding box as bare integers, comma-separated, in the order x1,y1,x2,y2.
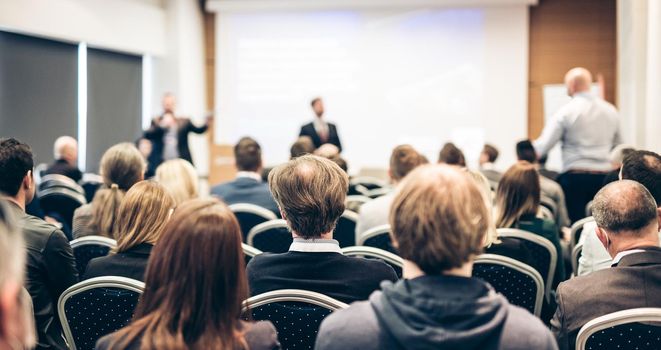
246,251,398,304
484,237,533,267
9,201,79,350
299,121,342,151
210,177,279,214
44,158,83,182
143,117,208,174
83,243,153,282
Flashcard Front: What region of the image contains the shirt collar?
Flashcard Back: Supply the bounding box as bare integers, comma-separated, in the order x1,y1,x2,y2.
612,249,646,265
236,171,262,182
289,237,343,254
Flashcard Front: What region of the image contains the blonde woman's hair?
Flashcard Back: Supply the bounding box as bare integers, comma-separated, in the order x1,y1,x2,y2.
466,169,499,247
155,159,199,206
495,161,541,228
92,143,146,238
115,181,175,253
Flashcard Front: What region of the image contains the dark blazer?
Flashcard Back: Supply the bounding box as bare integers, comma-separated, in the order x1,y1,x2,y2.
211,177,279,214
551,246,661,350
83,243,153,282
143,117,208,174
44,159,83,182
95,320,280,350
299,121,342,151
246,251,398,304
8,201,78,350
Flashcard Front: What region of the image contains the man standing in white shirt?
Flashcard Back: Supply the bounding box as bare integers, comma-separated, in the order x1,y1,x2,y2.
534,67,621,223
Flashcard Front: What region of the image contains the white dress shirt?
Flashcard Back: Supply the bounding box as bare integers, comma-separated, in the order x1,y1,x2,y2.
289,238,343,254
236,171,262,182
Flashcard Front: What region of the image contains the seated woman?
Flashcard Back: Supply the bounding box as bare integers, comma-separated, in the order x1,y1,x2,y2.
494,161,566,288
95,198,280,350
83,181,175,281
73,143,146,239
154,158,199,206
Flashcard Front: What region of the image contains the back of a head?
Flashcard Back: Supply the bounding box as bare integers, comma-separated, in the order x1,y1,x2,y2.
621,150,661,205
564,67,593,94
155,159,199,206
290,136,315,159
438,143,466,167
117,198,247,349
234,137,262,172
329,155,348,173
482,144,499,163
390,145,425,182
268,155,348,238
115,181,175,253
495,161,541,228
390,164,488,274
610,145,636,166
515,140,537,163
592,180,658,236
53,136,77,162
0,138,34,198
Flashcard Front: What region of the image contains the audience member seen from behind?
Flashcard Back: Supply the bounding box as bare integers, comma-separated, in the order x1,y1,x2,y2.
83,181,175,281
72,143,145,239
211,137,279,214
578,150,661,275
0,200,36,350
154,159,199,206
96,198,280,350
551,180,661,350
247,155,398,304
316,164,557,350
0,138,78,350
44,136,82,182
495,161,566,287
356,145,426,236
438,142,466,167
479,143,502,185
602,144,635,186
290,136,315,159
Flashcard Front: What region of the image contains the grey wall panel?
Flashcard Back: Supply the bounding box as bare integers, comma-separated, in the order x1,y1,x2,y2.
0,31,78,166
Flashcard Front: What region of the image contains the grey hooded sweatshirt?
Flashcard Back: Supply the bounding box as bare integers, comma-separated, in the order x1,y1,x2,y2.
315,275,557,350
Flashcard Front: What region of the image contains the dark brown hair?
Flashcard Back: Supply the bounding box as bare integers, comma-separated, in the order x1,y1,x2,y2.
0,138,33,197
482,144,499,163
290,136,315,159
495,161,541,228
109,198,248,350
438,142,466,166
390,145,426,181
234,137,262,172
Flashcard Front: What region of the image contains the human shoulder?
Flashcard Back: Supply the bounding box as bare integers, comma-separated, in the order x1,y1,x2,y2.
502,305,558,349
316,300,384,350
244,320,280,350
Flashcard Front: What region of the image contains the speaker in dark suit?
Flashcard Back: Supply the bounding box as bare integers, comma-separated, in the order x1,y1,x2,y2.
299,97,342,152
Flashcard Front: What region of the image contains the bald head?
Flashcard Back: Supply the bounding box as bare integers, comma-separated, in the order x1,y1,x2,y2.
593,180,659,236
53,136,78,165
564,67,593,96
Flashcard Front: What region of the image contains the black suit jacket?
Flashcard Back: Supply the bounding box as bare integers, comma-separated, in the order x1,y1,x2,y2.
44,159,83,183
551,246,661,350
83,243,153,282
299,121,342,152
210,177,279,214
143,117,208,174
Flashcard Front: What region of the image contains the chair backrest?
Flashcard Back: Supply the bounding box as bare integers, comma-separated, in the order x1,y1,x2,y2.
80,173,104,203
229,203,278,242
58,276,145,350
540,195,558,217
38,174,87,229
349,176,387,191
344,195,372,213
576,308,661,350
357,224,398,255
571,242,583,277
364,187,392,199
537,205,555,221
242,243,263,265
70,236,117,275
473,254,544,317
570,216,594,250
247,219,293,254
342,246,404,278
243,289,348,350
496,228,556,301
333,210,359,248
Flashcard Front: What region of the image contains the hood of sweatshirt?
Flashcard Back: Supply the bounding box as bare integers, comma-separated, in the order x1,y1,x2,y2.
370,275,510,350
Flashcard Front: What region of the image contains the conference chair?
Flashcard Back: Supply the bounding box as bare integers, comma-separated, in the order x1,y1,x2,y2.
247,219,293,254
585,200,594,218
229,203,278,242
363,186,392,199
350,176,388,196
473,254,544,317
540,195,558,218
537,205,555,222
497,228,556,301
575,308,661,350
357,224,398,255
58,276,145,350
38,174,87,238
344,195,371,213
342,246,404,278
79,173,104,203
69,236,117,275
242,243,262,265
333,210,359,248
571,242,583,277
243,289,348,350
570,216,594,251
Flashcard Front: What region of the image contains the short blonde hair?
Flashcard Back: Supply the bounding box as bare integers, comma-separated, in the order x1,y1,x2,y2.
390,164,488,274
155,159,199,206
466,169,499,247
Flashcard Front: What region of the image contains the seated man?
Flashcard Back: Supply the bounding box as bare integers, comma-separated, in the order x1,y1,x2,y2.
551,180,661,350
316,164,556,350
479,143,502,186
356,145,425,236
0,138,78,350
44,136,82,182
246,155,397,304
578,150,660,275
211,137,278,214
